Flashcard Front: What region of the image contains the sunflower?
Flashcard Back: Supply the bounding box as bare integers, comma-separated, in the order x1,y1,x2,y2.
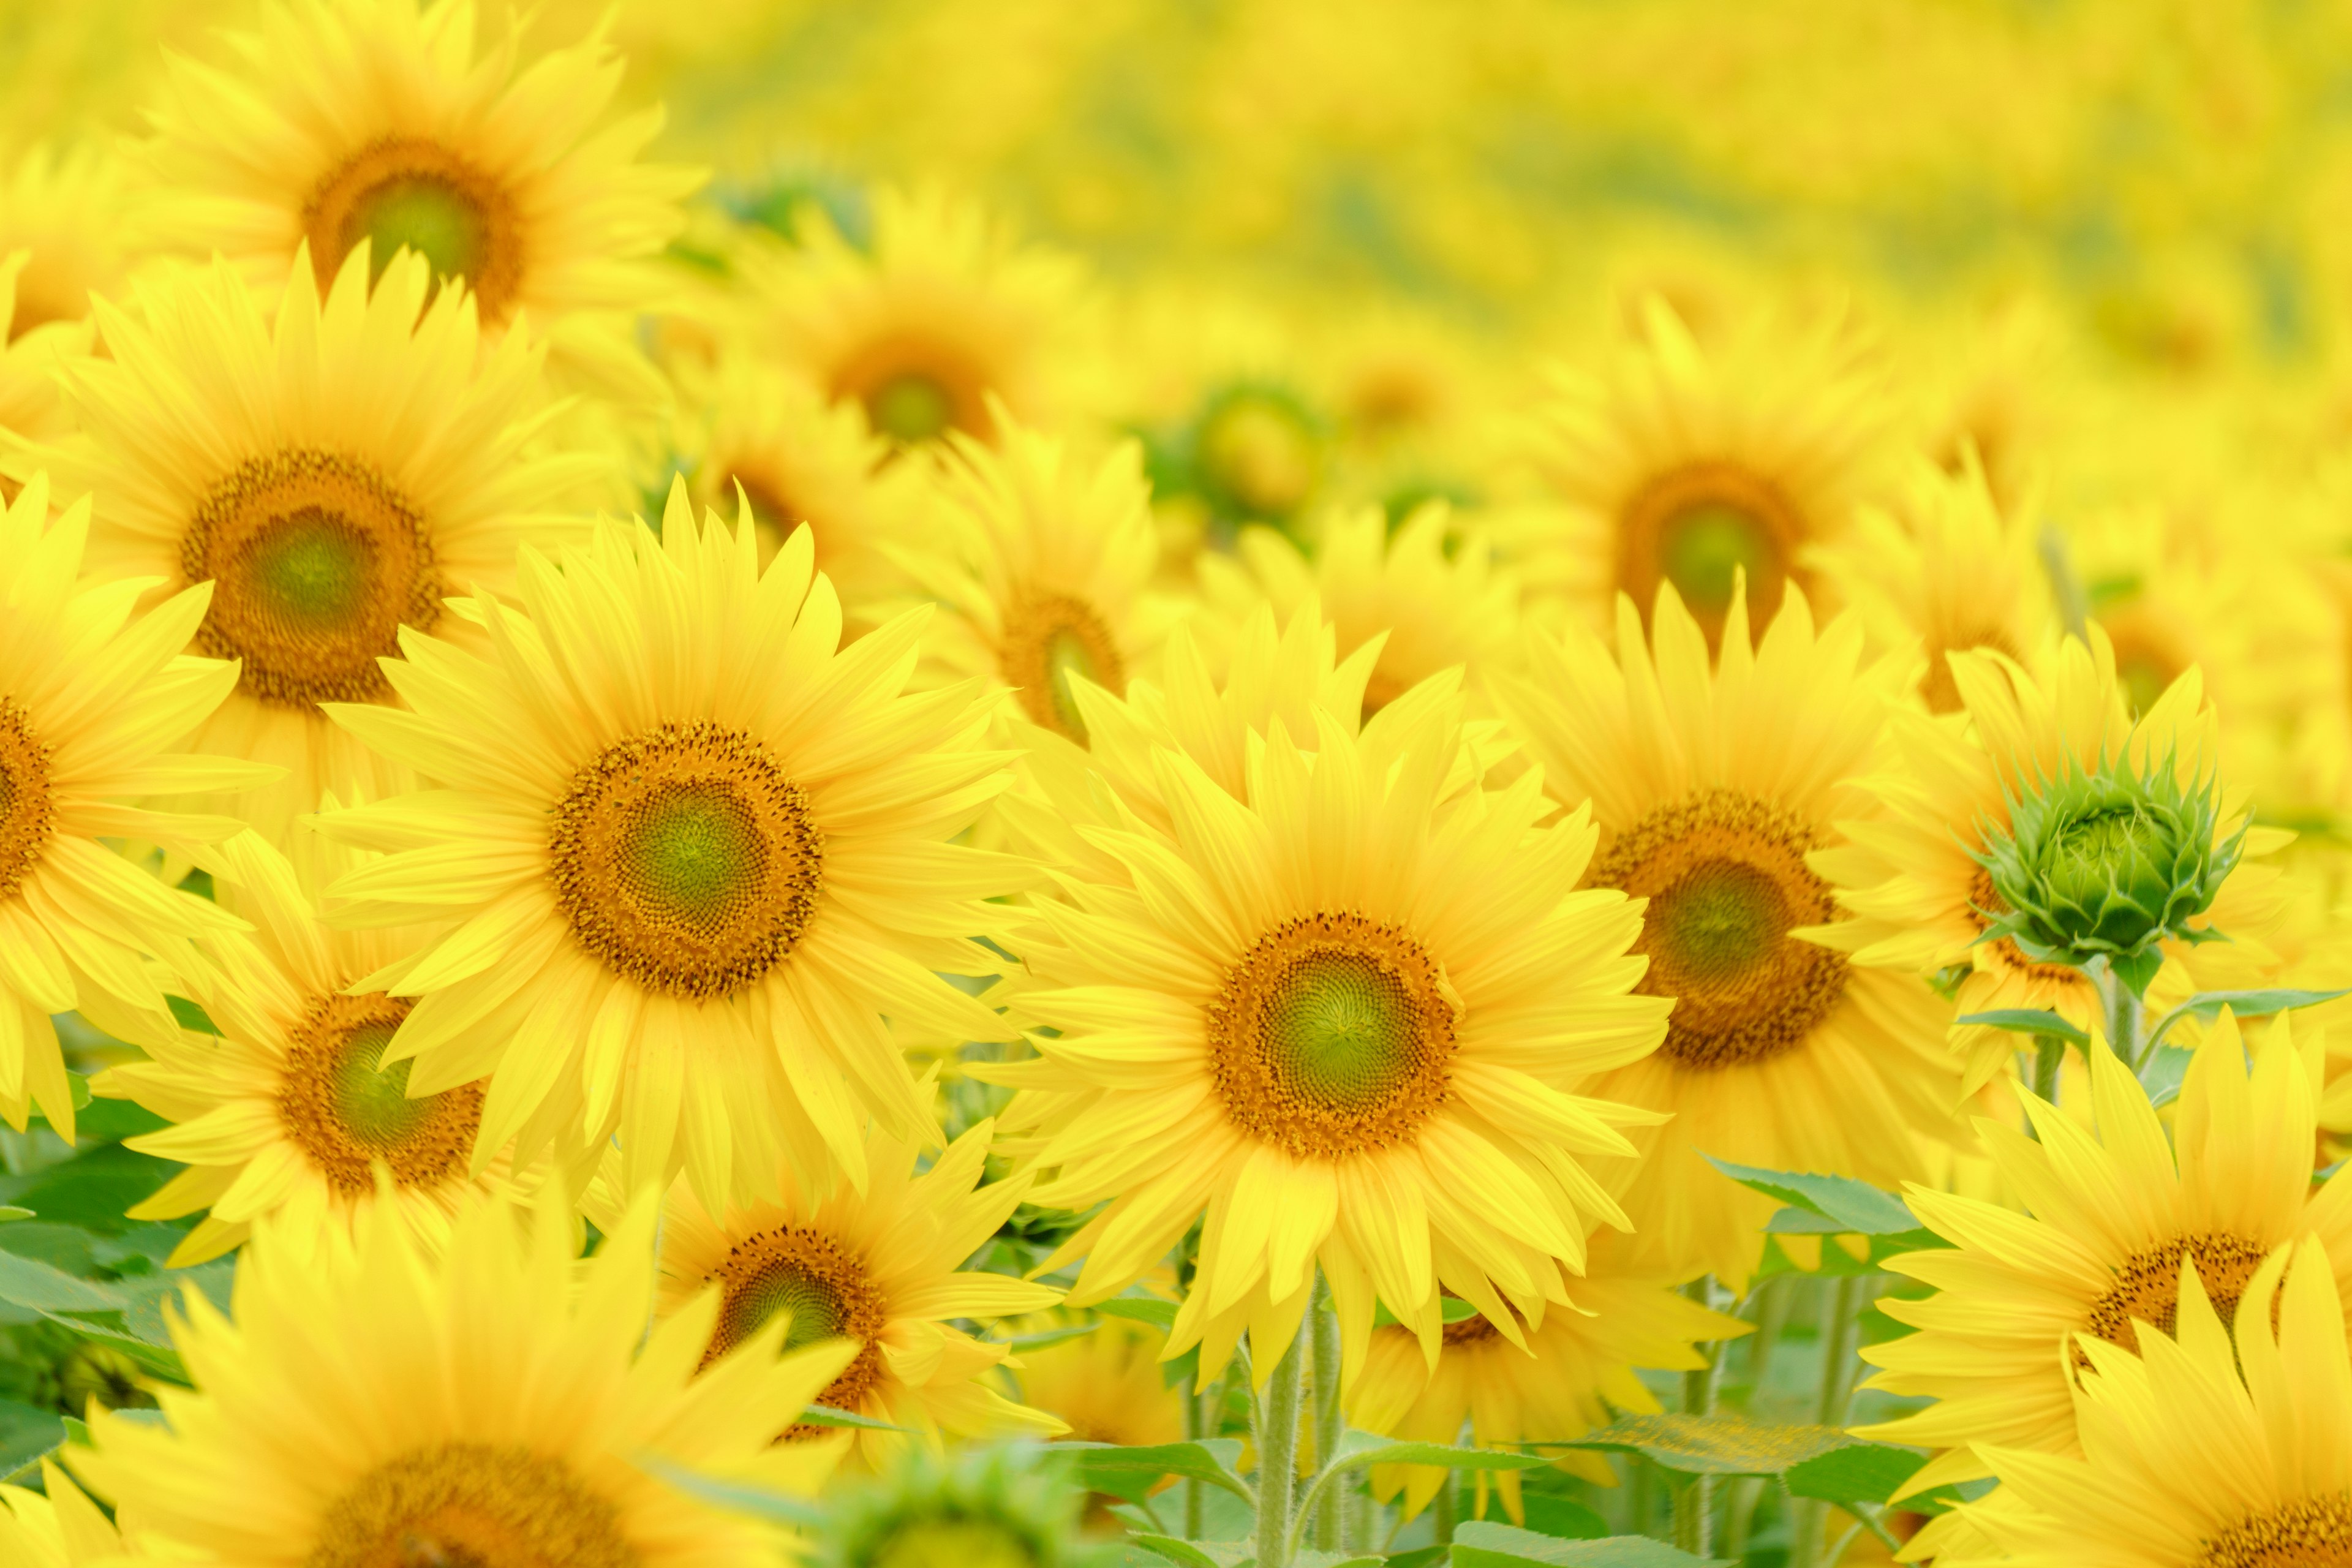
1485,583,1958,1287
1834,626,2289,1094
72,1191,858,1568
1012,1314,1187,1450
0,473,264,1138
0,249,89,449
1928,1235,2352,1568
1348,1235,1747,1523
678,350,924,611
9,244,601,848
134,0,697,388
1857,1013,2352,1511
1804,453,2057,714
94,826,546,1268
1202,502,1521,718
311,487,1032,1208
749,186,1087,448
1523,295,1893,649
590,1118,1066,1468
982,626,1670,1388
0,141,133,341
0,1462,121,1567
888,423,1182,746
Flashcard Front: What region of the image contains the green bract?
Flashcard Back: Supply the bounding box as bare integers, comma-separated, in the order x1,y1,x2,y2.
826,1445,1098,1568
1973,752,2244,995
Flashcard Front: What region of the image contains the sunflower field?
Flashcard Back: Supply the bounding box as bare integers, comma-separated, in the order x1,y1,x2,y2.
3,2,2352,1566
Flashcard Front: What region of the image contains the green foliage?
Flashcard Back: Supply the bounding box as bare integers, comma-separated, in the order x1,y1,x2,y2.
1449,1521,1725,1567
1044,1440,1253,1503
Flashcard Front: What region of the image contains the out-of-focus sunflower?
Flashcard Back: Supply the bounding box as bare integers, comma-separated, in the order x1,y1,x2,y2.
1522,296,1893,649
889,423,1182,747
1836,628,2289,1093
1487,584,1957,1287
1012,1313,1186,1450
96,827,546,1267
594,1119,1066,1469
135,0,698,392
1858,1012,2352,1547
1349,1237,1746,1523
0,474,262,1137
312,489,1032,1207
1806,453,2057,714
0,250,89,448
985,623,1668,1386
750,185,1087,448
677,350,923,608
0,141,134,340
71,1193,857,1568
1928,1237,2352,1568
10,246,601,846
0,1462,121,1568
1204,502,1521,718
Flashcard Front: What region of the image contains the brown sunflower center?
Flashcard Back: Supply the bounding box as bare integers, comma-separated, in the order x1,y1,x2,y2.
549,722,824,1002
2078,1231,2271,1366
309,1442,637,1568
834,337,987,445
998,590,1126,744
2196,1494,2352,1568
276,993,484,1196
304,137,524,321
1619,461,1804,643
0,698,54,904
1207,912,1457,1161
1589,789,1849,1070
704,1224,890,1434
183,449,440,710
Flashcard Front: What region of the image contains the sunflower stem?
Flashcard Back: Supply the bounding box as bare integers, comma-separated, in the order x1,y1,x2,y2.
1675,1276,1728,1555
2027,1033,2065,1137
1184,1364,1208,1538
1790,1273,1869,1566
1253,1326,1306,1568
2087,955,2147,1071
1309,1274,1343,1550
1431,1467,1457,1547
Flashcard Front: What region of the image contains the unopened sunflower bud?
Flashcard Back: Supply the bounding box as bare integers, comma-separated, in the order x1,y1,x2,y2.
827,1444,1097,1568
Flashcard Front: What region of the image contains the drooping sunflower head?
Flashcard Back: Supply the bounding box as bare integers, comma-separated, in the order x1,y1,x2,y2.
137,0,696,333
753,185,1088,449
1529,294,1893,649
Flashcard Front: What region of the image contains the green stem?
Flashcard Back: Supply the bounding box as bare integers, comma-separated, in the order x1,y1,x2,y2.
1431,1468,1457,1547
1789,1275,1867,1567
1722,1475,1766,1563
1184,1364,1207,1539
2029,1033,2064,1126
1674,1277,1727,1555
1310,1276,1343,1550
1254,1329,1306,1568
2089,956,2145,1069
1747,1275,1789,1390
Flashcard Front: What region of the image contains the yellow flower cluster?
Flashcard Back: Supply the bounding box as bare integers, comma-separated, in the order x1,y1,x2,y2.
1,2,2351,1566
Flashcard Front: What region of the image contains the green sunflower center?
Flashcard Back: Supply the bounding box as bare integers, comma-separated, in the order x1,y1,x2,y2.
1587,788,1850,1071
1207,912,1457,1160
868,371,957,444
0,698,53,905
1658,501,1776,623
870,1521,1046,1568
1261,952,1423,1114
998,591,1127,745
309,1442,636,1568
277,993,484,1195
184,449,441,711
717,1261,848,1355
549,723,826,1001
2195,1492,2352,1568
304,136,522,320
704,1224,889,1430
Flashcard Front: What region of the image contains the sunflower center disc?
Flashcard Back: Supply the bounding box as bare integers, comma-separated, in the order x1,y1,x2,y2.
867,370,957,443
309,1441,638,1568
705,1224,890,1429
184,449,440,710
276,993,483,1196
549,722,826,1002
304,136,524,320
1619,461,1802,636
1208,912,1457,1160
1588,788,1849,1070
2195,1493,2352,1568
2079,1231,2271,1365
998,590,1126,744
0,699,54,904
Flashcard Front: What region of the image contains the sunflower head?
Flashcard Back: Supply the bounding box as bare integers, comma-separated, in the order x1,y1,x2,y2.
1975,751,2243,992
824,1446,1090,1568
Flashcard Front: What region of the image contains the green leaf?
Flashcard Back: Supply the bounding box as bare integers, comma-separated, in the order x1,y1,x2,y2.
1044,1439,1253,1500
1698,1158,1920,1235
993,1322,1099,1352
1450,1521,1725,1567
793,1404,914,1432
0,1399,65,1486
638,1455,827,1528
1373,1297,1483,1329
2143,1044,2195,1110
1551,1414,1856,1476
1388,1549,1448,1568
1954,1009,2090,1045
1517,1496,1608,1540
2168,987,2348,1025
165,996,222,1036
1097,1297,1178,1332
1294,1553,1382,1568
1328,1430,1550,1472
1130,1537,1251,1568
1782,1443,1930,1506
0,1209,31,1224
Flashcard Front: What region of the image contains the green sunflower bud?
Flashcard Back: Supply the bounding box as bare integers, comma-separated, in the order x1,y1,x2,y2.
827,1445,1099,1568
1973,752,2244,996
